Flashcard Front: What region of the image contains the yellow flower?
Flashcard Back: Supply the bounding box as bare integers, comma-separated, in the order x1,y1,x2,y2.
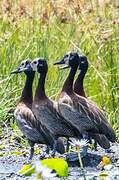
102,156,111,166
97,156,111,169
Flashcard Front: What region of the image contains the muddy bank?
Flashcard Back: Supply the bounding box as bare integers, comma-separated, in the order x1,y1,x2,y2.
0,143,119,179
0,128,119,179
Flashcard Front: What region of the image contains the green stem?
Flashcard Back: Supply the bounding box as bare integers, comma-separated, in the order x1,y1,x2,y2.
78,151,86,180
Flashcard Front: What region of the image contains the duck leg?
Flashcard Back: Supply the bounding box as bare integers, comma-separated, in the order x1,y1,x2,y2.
66,138,70,152
88,138,92,144
28,141,35,160
46,145,51,154
88,135,98,151
105,149,112,153
51,139,58,157
39,146,51,159
94,140,98,151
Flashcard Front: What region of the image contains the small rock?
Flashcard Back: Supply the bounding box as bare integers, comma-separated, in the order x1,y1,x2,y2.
115,160,119,166
104,164,113,170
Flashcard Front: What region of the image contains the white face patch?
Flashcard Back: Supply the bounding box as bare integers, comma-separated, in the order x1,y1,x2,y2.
19,60,26,69
19,59,31,71
31,60,39,71
64,54,70,65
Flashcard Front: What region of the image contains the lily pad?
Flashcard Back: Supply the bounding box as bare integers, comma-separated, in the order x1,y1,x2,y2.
19,164,35,176
10,150,26,156
99,171,109,179
41,158,68,177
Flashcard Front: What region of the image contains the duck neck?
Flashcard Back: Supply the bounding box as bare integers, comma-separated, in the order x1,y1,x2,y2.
62,67,77,94
20,72,35,106
74,68,87,97
34,72,47,101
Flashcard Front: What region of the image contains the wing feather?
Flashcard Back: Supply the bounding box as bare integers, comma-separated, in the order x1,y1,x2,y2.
58,94,116,142
32,103,76,138
14,104,46,143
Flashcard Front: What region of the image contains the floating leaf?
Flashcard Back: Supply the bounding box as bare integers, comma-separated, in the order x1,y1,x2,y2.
0,145,6,150
0,151,5,156
99,171,109,178
41,158,68,177
11,150,25,155
35,148,40,155
35,161,56,179
19,164,35,176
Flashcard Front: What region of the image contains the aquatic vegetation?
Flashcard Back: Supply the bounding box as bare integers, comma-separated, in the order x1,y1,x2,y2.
102,156,111,166
42,158,68,177
19,158,68,178
70,139,89,150
19,164,35,176
70,139,89,179
35,161,56,179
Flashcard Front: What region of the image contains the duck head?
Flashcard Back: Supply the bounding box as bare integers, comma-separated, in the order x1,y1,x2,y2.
53,52,80,70
30,58,48,74
11,59,32,74
54,52,88,71
78,55,88,71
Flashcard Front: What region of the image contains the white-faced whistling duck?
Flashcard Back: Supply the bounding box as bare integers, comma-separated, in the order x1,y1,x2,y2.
28,58,83,156
11,60,65,160
73,54,109,151
54,52,116,154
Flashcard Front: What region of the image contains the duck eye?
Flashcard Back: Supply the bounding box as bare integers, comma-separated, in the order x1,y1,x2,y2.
34,61,37,64
21,63,24,66
65,54,69,58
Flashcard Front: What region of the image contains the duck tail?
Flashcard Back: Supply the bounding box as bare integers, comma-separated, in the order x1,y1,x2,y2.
90,133,110,149
106,127,116,143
